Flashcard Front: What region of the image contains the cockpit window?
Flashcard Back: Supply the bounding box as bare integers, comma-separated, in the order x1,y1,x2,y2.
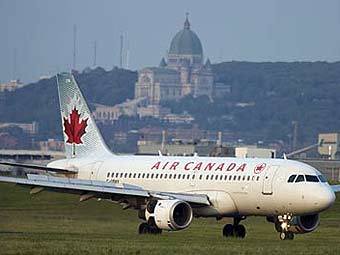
318,175,327,183
295,175,305,182
287,175,297,183
305,175,319,182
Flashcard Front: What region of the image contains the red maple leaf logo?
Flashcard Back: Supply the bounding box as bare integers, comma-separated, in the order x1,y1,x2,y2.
63,107,88,144
254,163,266,174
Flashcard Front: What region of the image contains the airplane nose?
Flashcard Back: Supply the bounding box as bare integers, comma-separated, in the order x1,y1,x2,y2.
316,187,336,210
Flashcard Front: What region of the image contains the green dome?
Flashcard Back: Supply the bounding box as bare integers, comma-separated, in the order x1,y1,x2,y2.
169,16,203,56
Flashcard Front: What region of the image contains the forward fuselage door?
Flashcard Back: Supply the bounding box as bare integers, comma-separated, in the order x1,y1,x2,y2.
90,161,103,180
262,165,279,195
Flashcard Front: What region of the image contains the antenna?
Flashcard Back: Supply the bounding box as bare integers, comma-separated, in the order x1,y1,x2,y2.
93,41,97,67
126,49,130,69
73,24,77,70
13,48,17,79
120,33,124,68
126,31,129,69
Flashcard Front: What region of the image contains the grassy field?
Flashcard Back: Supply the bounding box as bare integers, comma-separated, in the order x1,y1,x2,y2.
0,183,340,255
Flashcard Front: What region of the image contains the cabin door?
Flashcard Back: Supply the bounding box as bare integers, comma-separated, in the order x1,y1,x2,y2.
90,161,103,180
262,165,279,195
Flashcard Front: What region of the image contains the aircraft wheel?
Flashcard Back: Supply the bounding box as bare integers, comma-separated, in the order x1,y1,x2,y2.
138,223,150,234
222,224,234,237
149,226,162,235
286,232,294,240
279,231,294,240
279,232,286,240
234,224,246,238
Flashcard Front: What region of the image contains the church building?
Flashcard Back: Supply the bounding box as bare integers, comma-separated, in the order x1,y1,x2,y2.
135,15,218,104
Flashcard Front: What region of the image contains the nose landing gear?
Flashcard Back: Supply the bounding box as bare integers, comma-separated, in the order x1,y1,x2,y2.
277,214,294,240
222,216,246,239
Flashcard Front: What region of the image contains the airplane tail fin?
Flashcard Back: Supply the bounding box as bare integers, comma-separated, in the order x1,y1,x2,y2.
56,72,112,158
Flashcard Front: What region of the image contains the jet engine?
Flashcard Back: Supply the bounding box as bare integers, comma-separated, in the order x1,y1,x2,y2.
288,214,320,233
145,199,193,231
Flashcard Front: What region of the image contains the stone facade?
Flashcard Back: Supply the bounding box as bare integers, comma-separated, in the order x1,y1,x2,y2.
135,15,220,104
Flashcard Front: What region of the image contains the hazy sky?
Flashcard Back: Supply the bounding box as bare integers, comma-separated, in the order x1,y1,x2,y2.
1,0,340,83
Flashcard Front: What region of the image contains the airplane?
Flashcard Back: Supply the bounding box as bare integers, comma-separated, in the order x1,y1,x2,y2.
0,72,339,240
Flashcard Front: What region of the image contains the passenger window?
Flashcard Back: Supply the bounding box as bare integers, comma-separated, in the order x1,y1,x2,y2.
124,173,128,178
318,175,327,183
107,172,110,178
206,175,209,180
129,173,132,178
160,174,163,179
116,173,119,178
233,176,237,181
111,173,114,178
173,174,177,179
256,176,260,181
215,175,219,180
287,175,297,183
164,174,167,179
142,173,145,178
229,175,232,181
178,174,181,179
146,174,150,179
182,174,186,179
155,174,159,179
192,175,195,180
169,174,172,179
138,173,141,178
151,174,154,179
242,176,246,181
238,176,241,181
295,175,305,182
220,175,223,181
225,175,228,181
199,175,203,180
120,173,123,178
187,174,190,179
211,175,214,180
305,175,319,182
133,173,136,178
247,176,250,181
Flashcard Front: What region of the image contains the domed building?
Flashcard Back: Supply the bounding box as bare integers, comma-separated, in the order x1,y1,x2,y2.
135,15,222,104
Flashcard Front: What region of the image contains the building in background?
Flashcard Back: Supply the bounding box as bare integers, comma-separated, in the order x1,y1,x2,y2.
135,15,229,104
318,133,340,160
235,146,276,159
0,80,24,92
0,121,39,135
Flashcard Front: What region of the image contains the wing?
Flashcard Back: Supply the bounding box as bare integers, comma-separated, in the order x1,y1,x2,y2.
0,174,210,206
0,161,77,174
331,185,340,193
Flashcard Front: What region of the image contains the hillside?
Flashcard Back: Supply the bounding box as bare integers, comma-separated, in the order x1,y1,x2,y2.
0,67,137,138
1,62,340,146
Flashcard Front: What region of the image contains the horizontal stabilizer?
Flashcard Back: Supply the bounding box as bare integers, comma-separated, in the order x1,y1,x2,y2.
0,161,77,174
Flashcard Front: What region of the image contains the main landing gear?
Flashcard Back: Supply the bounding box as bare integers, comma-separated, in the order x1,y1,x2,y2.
276,214,294,240
138,222,162,235
222,217,246,239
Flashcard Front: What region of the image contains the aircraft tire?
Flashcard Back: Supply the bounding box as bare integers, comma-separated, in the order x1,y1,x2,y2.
138,223,150,234
234,224,246,238
279,231,294,240
222,224,234,237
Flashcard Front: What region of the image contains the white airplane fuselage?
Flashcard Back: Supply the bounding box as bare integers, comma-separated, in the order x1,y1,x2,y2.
49,155,336,218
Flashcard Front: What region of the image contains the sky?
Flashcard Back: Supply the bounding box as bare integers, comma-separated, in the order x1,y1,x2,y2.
1,0,340,83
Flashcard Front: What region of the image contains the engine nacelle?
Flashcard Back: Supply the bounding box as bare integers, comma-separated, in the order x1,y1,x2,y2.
288,214,320,234
145,199,193,231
